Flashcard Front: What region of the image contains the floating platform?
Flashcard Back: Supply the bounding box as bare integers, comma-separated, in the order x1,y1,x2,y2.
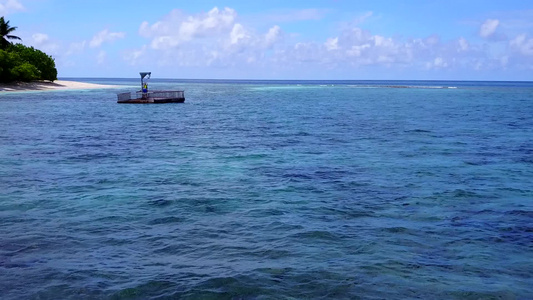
117,91,185,104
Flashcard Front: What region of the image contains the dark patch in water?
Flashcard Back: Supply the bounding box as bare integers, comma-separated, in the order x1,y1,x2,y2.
291,230,341,241
405,129,432,133
148,216,184,225
507,210,533,217
382,227,409,233
148,199,174,207
112,280,177,299
463,160,491,166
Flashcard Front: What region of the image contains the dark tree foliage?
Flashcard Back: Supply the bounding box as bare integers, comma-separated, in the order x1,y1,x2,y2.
0,44,57,82
10,44,57,80
0,17,57,83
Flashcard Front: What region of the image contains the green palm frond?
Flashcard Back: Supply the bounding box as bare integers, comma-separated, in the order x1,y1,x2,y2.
1,17,22,49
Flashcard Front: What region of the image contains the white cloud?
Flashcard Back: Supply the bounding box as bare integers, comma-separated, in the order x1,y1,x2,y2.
90,29,125,48
325,37,339,51
134,6,286,71
31,33,49,45
66,41,86,55
321,26,412,67
122,6,532,78
346,44,370,57
96,50,106,64
25,32,60,55
510,34,533,56
140,7,237,50
0,0,24,15
139,21,153,38
264,25,281,48
123,45,147,65
458,37,469,52
424,34,440,46
230,23,249,45
426,57,449,69
273,22,508,73
150,36,179,50
180,7,236,39
479,19,500,38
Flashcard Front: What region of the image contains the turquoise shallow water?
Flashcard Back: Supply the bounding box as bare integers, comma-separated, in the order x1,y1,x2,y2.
0,79,532,299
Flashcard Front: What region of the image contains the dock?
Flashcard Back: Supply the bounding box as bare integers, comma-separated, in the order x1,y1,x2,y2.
116,71,185,104
117,91,185,103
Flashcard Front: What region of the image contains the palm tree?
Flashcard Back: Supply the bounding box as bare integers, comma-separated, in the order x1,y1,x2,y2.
0,17,22,49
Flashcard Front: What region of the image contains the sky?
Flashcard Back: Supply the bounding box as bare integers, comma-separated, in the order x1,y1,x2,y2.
2,0,532,80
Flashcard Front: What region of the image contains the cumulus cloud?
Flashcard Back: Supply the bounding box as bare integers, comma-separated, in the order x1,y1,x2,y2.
315,27,413,67
26,32,60,55
140,7,237,49
230,23,249,45
264,25,281,48
274,24,503,73
0,0,24,15
426,57,449,69
479,19,500,38
510,34,533,56
131,6,288,70
133,8,449,72
325,37,339,51
90,29,125,48
187,7,235,34
123,6,532,78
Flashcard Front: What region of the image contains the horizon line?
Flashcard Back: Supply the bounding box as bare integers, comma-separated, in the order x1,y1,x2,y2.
58,77,533,83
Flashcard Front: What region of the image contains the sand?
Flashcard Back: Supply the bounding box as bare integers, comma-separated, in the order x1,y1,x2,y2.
0,80,120,92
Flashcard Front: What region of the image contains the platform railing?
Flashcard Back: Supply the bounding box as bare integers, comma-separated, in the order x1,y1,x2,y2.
117,92,134,101
135,91,185,99
118,90,184,101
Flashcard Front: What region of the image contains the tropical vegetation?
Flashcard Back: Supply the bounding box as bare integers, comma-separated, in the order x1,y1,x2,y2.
0,16,57,83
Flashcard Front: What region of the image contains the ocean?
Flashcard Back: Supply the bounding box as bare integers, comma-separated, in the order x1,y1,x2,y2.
0,79,532,299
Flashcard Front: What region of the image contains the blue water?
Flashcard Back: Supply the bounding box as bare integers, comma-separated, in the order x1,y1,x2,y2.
1,79,532,299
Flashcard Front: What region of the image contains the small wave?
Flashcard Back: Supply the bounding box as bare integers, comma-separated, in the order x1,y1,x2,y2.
291,230,341,241
405,129,432,133
507,210,533,217
347,85,378,88
381,226,410,233
282,172,313,181
346,84,458,89
147,198,174,207
147,216,184,225
384,85,458,89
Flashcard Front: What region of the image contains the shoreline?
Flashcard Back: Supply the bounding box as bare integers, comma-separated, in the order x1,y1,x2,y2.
0,80,120,92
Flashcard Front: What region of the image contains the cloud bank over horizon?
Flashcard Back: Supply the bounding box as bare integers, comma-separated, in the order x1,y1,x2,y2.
4,0,532,80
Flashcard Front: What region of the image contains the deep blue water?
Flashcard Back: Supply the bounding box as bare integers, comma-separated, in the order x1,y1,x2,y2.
1,79,532,299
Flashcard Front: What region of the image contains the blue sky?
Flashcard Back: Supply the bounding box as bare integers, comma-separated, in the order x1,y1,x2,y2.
2,0,532,80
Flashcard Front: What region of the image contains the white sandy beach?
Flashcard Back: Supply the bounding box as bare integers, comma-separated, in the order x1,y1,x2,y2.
0,80,119,92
